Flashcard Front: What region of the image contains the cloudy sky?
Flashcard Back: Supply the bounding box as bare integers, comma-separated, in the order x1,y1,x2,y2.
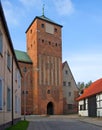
1,0,102,83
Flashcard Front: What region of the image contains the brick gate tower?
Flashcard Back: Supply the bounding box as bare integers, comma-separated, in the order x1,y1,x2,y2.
26,10,63,114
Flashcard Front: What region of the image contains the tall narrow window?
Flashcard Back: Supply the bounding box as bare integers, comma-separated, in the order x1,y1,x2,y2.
7,87,11,111
15,69,17,81
0,79,3,110
7,51,12,71
65,70,68,74
15,95,17,113
68,92,71,96
17,71,21,88
0,31,3,55
83,99,86,110
15,96,20,113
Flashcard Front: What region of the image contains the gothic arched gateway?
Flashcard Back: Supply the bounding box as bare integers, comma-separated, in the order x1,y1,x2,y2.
47,102,54,115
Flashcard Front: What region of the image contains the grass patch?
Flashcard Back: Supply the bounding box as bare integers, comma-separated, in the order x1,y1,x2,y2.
5,120,29,130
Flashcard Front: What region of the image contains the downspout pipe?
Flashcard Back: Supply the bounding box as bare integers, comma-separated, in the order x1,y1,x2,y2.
12,56,14,125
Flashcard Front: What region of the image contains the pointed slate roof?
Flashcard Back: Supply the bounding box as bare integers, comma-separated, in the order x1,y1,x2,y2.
15,50,32,63
62,61,78,89
26,14,63,33
76,78,102,101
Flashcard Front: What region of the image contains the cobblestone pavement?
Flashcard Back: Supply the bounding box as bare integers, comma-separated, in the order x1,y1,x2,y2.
22,115,102,130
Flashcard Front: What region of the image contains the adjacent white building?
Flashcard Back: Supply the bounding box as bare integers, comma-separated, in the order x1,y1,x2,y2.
0,2,21,129
77,78,102,117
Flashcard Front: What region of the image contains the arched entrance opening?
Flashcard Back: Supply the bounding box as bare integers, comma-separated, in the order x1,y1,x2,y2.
47,102,54,115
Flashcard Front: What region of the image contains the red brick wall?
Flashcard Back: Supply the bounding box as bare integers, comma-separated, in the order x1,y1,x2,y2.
26,18,63,115
18,62,33,115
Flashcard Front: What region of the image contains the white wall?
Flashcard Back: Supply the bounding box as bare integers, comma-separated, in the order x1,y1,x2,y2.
78,93,102,117
78,100,88,116
96,93,102,117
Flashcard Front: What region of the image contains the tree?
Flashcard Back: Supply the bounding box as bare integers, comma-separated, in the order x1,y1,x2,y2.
77,80,92,94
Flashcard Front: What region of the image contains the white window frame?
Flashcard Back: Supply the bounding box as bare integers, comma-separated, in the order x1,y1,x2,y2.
0,78,3,111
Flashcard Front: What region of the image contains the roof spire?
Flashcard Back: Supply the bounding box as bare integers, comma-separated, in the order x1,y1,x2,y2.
42,4,45,16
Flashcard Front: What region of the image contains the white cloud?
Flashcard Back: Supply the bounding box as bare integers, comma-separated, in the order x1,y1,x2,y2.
53,0,75,16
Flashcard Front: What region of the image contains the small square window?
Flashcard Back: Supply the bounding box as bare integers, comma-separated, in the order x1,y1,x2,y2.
47,90,50,94
30,29,32,34
65,70,68,74
63,81,66,86
41,24,44,28
68,82,71,86
55,43,57,46
42,39,44,43
49,41,51,45
55,28,57,32
68,92,71,96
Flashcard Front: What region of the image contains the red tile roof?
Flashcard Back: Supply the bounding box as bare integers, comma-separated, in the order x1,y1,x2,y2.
76,78,102,101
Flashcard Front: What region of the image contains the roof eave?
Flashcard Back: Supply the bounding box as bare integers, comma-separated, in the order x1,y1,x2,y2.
18,60,33,64
25,16,63,33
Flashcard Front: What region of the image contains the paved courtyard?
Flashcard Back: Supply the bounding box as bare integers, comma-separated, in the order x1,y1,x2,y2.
24,115,102,130
28,121,102,130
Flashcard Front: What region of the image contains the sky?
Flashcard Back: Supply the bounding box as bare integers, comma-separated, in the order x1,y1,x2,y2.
1,0,102,83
